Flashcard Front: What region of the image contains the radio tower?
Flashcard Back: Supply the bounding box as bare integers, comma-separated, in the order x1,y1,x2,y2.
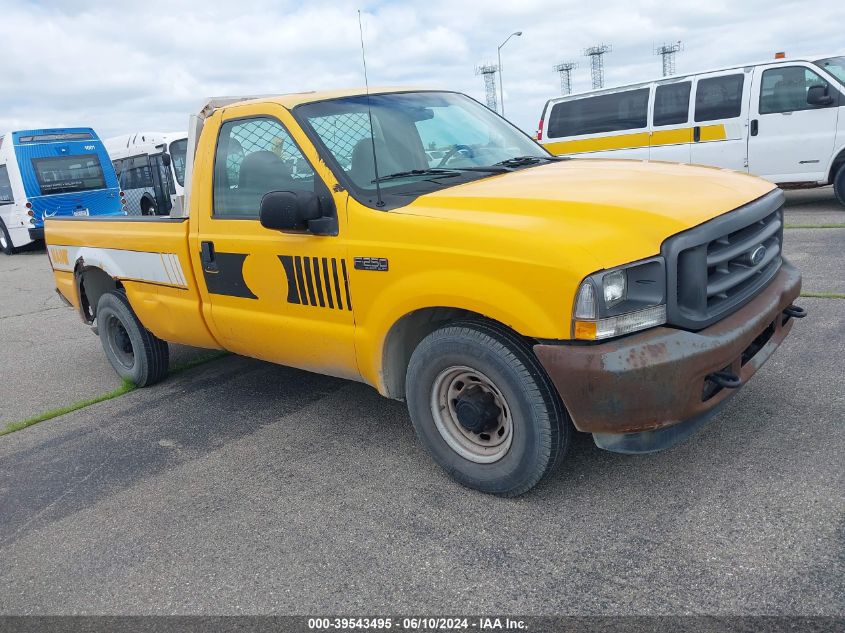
475,64,500,112
553,61,578,95
584,44,612,89
656,41,683,77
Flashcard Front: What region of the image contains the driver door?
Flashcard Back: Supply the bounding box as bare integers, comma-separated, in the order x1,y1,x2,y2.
191,107,359,381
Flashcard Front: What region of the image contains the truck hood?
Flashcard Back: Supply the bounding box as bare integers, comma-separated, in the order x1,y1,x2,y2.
398,158,776,268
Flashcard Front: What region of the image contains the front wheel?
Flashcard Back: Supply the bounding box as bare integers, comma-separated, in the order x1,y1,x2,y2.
97,291,169,387
834,163,845,208
0,217,17,255
405,320,570,496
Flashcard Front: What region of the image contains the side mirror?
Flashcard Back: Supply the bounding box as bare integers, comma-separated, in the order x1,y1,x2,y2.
259,190,336,235
161,152,172,167
807,85,834,106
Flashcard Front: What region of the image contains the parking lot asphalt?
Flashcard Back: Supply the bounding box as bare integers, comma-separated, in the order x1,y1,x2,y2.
0,189,843,615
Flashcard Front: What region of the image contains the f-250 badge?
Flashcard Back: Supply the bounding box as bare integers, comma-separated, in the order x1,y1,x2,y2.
354,257,389,272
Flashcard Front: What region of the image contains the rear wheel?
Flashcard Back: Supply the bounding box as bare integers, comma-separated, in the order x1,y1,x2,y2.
405,320,570,496
0,217,17,255
834,163,845,207
97,291,169,387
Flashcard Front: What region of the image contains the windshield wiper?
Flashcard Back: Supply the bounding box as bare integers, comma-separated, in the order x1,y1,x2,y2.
372,166,509,183
492,155,568,167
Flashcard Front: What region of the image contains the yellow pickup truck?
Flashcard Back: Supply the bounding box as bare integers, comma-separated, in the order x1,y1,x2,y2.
46,88,805,495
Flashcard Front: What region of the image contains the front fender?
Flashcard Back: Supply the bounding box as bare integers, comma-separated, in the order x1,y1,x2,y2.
354,267,571,393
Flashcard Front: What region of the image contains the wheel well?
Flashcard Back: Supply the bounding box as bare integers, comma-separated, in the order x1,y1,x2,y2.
379,307,542,400
75,265,120,323
830,149,845,183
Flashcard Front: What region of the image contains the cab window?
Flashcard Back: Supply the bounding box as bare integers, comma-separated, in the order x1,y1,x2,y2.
694,74,744,122
653,82,691,126
760,66,836,114
547,88,649,138
213,117,315,219
0,165,14,205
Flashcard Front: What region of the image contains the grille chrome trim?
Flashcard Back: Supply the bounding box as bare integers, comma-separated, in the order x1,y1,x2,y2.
662,189,785,330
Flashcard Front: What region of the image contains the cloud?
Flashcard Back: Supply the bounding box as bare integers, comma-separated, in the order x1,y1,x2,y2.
0,0,842,138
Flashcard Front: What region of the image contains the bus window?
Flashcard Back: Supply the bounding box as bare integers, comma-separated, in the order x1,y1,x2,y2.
547,88,649,138
0,165,13,204
653,82,691,126
117,155,154,190
169,139,188,187
31,155,106,195
694,74,744,122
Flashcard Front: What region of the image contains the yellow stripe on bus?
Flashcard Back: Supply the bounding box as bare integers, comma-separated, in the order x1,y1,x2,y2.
545,124,727,155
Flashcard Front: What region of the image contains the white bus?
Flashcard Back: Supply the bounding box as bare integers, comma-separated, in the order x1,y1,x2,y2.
537,54,845,206
105,132,188,215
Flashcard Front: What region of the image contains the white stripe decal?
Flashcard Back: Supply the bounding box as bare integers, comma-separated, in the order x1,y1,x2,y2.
48,245,189,289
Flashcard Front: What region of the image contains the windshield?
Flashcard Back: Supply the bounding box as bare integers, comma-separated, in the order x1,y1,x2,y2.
31,154,106,195
169,138,188,187
815,57,845,86
296,91,548,207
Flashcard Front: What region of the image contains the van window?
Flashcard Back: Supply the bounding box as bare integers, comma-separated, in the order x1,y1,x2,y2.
694,74,744,122
547,88,650,138
653,82,691,126
760,66,835,114
0,165,13,205
213,117,315,218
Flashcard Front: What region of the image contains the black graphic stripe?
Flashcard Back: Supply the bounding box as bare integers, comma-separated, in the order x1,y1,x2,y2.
202,252,257,299
303,257,317,306
322,258,334,309
294,256,309,305
341,259,352,310
331,259,343,310
278,255,300,304
312,257,326,307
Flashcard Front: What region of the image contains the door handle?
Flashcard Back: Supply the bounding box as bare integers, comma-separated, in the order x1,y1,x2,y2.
693,126,701,143
750,119,759,136
200,240,218,273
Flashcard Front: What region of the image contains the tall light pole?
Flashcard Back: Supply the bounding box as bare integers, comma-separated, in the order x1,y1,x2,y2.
497,31,522,117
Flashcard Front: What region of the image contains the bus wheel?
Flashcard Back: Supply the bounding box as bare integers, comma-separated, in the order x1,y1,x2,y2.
97,291,170,387
141,199,157,216
834,164,845,208
0,218,17,255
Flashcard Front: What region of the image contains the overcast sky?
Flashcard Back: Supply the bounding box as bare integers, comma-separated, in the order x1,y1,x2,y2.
1,0,842,140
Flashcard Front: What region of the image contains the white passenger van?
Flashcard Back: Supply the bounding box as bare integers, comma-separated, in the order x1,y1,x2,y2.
538,54,845,206
104,132,188,215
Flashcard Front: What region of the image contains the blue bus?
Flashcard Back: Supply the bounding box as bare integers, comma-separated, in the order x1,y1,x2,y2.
0,127,126,254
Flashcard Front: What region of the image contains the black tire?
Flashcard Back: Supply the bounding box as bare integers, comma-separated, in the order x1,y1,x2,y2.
96,291,169,387
405,320,570,496
0,217,17,255
141,198,157,216
834,163,845,208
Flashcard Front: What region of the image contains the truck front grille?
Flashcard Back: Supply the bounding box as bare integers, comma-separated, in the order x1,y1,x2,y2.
663,190,785,330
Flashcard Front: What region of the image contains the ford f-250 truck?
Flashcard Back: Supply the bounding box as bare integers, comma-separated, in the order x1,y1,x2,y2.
46,88,805,496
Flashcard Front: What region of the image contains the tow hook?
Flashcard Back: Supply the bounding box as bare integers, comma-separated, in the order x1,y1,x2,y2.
707,370,742,389
783,304,807,319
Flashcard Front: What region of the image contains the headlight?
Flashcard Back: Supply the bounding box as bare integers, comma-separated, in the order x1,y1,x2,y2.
572,257,666,340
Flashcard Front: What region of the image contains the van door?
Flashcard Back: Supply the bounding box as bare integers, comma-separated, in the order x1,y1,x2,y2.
649,79,692,163
689,70,752,172
191,109,359,381
747,63,840,183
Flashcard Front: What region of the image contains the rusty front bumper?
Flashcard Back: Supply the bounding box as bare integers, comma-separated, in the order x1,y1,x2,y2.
534,262,803,454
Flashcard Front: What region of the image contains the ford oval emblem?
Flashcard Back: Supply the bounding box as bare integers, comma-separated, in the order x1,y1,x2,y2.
749,244,766,266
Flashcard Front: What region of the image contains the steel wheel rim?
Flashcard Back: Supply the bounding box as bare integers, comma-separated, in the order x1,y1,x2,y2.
105,314,135,369
430,365,513,464
0,232,6,249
